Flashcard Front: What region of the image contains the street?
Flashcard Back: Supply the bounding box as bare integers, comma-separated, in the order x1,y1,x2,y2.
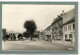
2,39,75,51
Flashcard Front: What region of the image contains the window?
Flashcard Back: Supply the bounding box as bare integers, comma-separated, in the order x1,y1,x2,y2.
69,34,72,38
69,34,72,41
73,24,75,30
68,25,71,31
64,27,67,31
70,25,71,30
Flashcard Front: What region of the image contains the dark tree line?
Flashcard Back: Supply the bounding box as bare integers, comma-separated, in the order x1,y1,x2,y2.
2,20,37,41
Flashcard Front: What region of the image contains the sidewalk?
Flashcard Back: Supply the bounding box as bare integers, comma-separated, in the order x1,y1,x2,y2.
52,40,75,46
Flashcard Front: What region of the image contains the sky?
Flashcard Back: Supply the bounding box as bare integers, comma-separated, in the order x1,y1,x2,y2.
2,4,74,33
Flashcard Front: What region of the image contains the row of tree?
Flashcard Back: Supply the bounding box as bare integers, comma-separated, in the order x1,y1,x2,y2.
2,20,38,41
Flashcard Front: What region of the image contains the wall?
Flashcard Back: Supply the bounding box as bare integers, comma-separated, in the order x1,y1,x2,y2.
63,22,75,42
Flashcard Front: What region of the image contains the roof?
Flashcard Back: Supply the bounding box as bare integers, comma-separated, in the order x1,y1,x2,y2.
62,8,75,24
44,24,52,31
44,8,75,31
63,17,75,26
52,16,63,24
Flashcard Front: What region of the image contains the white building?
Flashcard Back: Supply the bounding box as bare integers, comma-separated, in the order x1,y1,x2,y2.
62,8,75,42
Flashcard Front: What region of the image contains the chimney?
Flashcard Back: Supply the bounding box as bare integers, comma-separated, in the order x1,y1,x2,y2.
57,15,60,18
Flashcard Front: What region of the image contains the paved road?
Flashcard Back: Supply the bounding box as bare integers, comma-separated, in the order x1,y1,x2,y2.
2,40,75,51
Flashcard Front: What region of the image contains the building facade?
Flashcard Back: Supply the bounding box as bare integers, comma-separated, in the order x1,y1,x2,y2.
43,8,75,42
62,9,75,42
44,25,52,41
43,13,63,41
52,15,63,40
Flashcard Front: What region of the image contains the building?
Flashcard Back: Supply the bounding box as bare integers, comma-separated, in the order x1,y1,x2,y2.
43,12,63,41
44,25,52,41
52,15,63,40
34,31,40,37
43,8,75,42
62,8,75,42
7,32,19,40
39,31,44,40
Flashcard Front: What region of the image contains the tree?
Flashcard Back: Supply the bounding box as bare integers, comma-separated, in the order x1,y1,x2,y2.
23,31,29,39
17,34,23,40
24,20,37,40
2,29,7,42
2,29,6,35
